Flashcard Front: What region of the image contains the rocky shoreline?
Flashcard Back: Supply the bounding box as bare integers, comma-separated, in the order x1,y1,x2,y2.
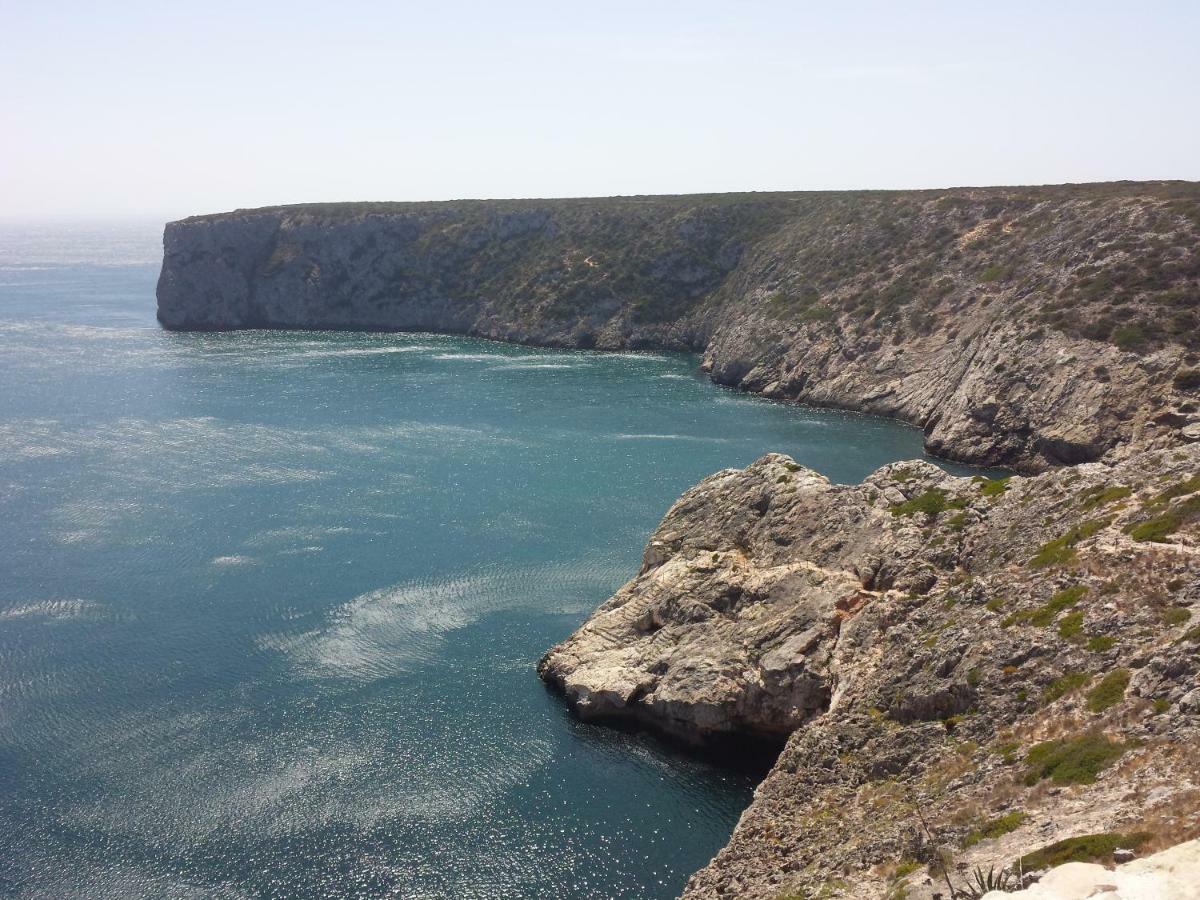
540,448,1200,899
156,183,1200,898
157,184,1200,473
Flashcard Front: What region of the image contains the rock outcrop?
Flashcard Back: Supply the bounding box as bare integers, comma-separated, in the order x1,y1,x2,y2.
981,837,1200,899
540,447,1200,899
157,184,1200,471
157,184,1200,898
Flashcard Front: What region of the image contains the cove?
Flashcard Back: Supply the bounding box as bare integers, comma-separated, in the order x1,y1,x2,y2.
0,235,991,899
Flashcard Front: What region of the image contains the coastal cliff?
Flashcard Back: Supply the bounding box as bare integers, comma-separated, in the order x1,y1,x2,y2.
158,184,1200,897
540,448,1200,899
157,183,1200,472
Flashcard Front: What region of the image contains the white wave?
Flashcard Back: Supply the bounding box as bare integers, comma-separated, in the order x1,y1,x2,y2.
604,352,672,361
245,525,353,547
613,432,728,442
261,557,622,683
0,598,96,621
429,352,494,361
0,415,519,545
278,545,324,555
293,345,435,358
211,555,256,567
0,320,152,341
488,363,577,371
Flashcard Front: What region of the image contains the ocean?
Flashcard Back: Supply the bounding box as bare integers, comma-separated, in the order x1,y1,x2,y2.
0,220,983,899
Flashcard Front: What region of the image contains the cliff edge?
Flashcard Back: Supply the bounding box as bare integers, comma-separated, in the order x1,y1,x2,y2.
157,184,1200,897
157,184,1200,472
540,448,1200,899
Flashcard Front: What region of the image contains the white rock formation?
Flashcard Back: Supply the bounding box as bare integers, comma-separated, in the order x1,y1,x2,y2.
982,838,1200,900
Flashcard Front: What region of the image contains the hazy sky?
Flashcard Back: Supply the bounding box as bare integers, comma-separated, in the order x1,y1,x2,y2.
3,0,1198,218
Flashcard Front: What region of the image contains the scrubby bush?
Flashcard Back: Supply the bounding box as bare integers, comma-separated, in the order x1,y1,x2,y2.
1042,671,1091,704
1111,325,1148,350
1162,607,1192,627
1029,585,1088,626
1125,494,1200,542
889,489,967,519
1086,669,1130,712
1078,484,1131,511
963,811,1027,848
975,476,1010,498
1017,831,1150,870
1023,734,1125,785
1058,611,1085,639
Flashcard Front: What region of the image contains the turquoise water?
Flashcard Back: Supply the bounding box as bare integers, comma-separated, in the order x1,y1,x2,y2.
0,223,979,899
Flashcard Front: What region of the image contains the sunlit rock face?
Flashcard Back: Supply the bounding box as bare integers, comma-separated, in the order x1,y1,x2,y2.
158,184,1200,472
542,446,1200,899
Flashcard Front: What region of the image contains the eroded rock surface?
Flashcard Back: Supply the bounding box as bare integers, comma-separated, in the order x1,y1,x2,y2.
156,184,1200,471
981,837,1200,899
541,447,1200,899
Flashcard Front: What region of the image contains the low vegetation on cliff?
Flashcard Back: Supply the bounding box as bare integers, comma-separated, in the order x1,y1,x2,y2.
538,446,1200,899
159,181,1200,473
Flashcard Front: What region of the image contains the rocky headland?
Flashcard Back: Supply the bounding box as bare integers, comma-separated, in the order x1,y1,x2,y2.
539,449,1200,898
158,183,1200,898
158,183,1200,472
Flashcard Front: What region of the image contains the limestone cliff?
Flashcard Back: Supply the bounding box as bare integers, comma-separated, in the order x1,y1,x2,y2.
157,185,1200,898
539,447,1200,899
157,184,1200,471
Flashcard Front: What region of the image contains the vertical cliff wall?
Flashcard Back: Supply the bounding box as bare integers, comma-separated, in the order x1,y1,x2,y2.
158,184,1200,471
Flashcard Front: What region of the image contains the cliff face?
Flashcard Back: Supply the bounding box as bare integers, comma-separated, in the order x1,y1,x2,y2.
157,187,1200,897
157,184,1200,472
540,447,1200,899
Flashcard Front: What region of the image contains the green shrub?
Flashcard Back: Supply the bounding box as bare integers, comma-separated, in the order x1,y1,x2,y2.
1148,474,1200,507
1086,669,1130,712
1029,585,1088,626
1153,698,1171,714
993,740,1021,763
1078,484,1132,511
1086,635,1116,652
889,489,967,519
980,265,1008,283
1042,671,1091,704
1124,495,1200,542
1017,832,1151,871
1162,607,1192,626
1023,734,1125,785
1030,519,1109,567
985,597,1007,613
975,476,1011,498
893,859,920,878
1058,611,1085,639
800,304,836,322
963,811,1027,848
1111,325,1148,350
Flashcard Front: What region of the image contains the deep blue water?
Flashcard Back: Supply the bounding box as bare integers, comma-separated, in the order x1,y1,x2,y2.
0,222,982,899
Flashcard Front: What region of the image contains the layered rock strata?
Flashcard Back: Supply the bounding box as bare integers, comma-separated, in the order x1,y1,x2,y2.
157,184,1200,471
540,447,1200,899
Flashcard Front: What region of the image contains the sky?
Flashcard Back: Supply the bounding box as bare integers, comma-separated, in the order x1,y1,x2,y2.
2,0,1198,219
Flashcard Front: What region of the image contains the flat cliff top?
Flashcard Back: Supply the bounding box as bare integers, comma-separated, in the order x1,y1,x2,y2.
176,180,1200,224
159,178,1200,472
